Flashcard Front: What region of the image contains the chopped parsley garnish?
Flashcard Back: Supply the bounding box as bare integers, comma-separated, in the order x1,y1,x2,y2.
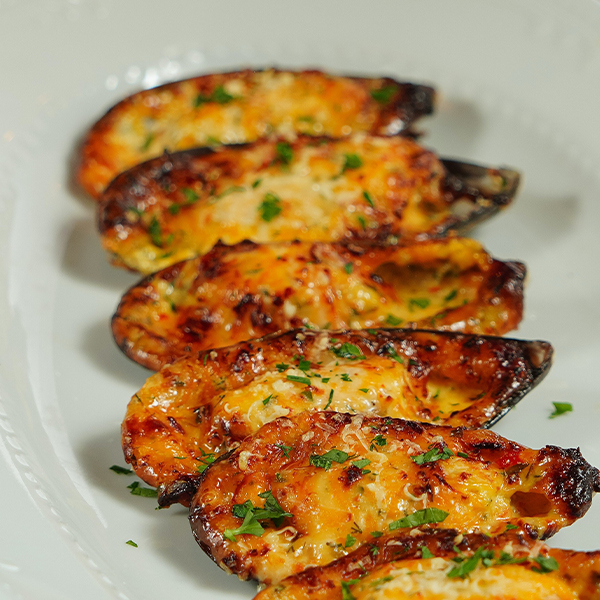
287,374,311,385
532,555,559,573
496,551,527,565
370,434,387,451
370,530,383,537
194,85,237,107
262,394,273,406
457,451,469,459
409,297,430,311
384,344,404,364
448,546,493,579
197,452,217,474
344,262,353,274
341,580,358,600
275,141,294,165
110,465,133,475
411,445,454,465
252,178,262,188
217,185,246,199
276,363,289,372
550,402,573,419
296,357,311,372
127,481,158,498
505,523,518,531
388,507,449,531
224,491,293,541
168,203,181,215
370,86,396,104
421,546,435,559
141,133,154,151
357,215,367,230
324,389,334,410
301,389,313,401
444,289,458,302
385,314,403,326
340,373,352,382
331,343,366,360
352,458,371,474
148,216,165,247
258,192,282,222
344,534,357,548
363,190,375,207
342,153,363,172
275,444,292,458
359,388,369,393
126,540,138,547
310,449,351,470
182,187,199,204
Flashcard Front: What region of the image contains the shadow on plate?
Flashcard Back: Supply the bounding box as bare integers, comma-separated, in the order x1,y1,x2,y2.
150,507,256,595
60,216,139,292
426,97,485,157
80,318,149,388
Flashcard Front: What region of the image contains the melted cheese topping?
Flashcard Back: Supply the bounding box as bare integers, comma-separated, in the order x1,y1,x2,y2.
80,69,431,196
113,238,523,370
99,135,482,274
349,559,577,600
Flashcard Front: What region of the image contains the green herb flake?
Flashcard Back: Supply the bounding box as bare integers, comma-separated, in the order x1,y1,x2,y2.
301,389,314,401
444,289,458,302
532,555,559,573
344,534,357,548
287,374,311,385
344,262,353,274
276,363,289,372
385,344,404,364
332,342,366,361
275,141,294,165
324,389,334,410
223,509,265,542
370,86,396,104
496,551,527,566
505,523,518,531
217,185,246,199
259,192,283,222
411,445,454,465
275,444,292,458
352,458,371,472
447,547,494,579
262,394,273,406
127,481,158,498
363,190,375,207
126,540,138,547
168,203,181,216
182,187,199,204
341,580,358,600
421,546,435,559
310,449,351,470
212,85,236,104
148,216,165,247
457,451,469,459
550,402,573,419
197,452,217,474
385,314,403,326
340,373,352,382
141,133,154,151
409,297,431,311
388,507,449,531
342,153,363,172
110,465,133,475
252,178,262,188
370,434,387,451
357,215,367,230
370,530,383,538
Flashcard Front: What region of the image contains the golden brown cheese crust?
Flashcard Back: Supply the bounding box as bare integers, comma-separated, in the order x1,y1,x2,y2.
190,411,600,584
255,530,600,600
111,238,526,371
121,329,552,506
78,69,435,197
98,135,519,274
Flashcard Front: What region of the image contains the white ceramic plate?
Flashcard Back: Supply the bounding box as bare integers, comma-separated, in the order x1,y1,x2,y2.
1,1,600,598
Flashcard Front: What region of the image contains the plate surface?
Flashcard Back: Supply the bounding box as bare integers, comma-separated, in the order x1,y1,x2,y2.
1,1,600,599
